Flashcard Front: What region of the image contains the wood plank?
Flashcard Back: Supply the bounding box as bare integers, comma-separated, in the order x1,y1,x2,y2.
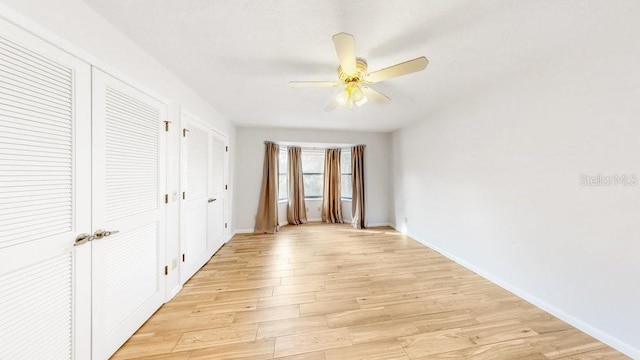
172,323,258,352
257,292,317,309
273,281,326,296
525,329,611,359
110,333,183,359
137,312,235,335
187,339,275,360
398,328,476,358
326,306,392,328
299,298,360,317
462,319,539,345
324,339,409,360
384,300,447,319
257,315,328,340
421,339,547,360
348,319,421,344
274,351,326,360
232,304,299,325
213,287,274,301
190,299,258,317
411,310,478,333
274,328,351,358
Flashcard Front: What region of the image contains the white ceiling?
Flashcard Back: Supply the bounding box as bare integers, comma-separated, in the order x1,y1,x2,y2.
80,0,617,132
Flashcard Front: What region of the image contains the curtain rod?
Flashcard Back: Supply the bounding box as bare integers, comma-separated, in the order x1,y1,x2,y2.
265,141,366,149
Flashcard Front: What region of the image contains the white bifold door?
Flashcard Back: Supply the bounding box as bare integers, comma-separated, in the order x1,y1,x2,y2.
180,114,227,284
91,69,167,359
0,18,92,360
0,18,166,359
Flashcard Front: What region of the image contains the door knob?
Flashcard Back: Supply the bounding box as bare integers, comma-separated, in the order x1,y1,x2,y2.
74,233,93,246
94,229,120,239
208,198,217,203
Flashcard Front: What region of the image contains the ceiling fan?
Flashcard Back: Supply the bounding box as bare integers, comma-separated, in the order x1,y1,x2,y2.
289,32,429,111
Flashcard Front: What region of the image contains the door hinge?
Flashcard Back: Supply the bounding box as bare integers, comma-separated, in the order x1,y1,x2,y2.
164,265,168,275
182,253,185,262
225,223,228,229
225,185,228,190
182,191,186,200
164,120,171,132
164,194,169,203
225,146,228,152
183,128,189,137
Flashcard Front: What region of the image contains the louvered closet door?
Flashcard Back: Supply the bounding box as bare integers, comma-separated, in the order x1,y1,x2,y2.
0,18,92,359
91,69,166,359
207,132,227,253
180,113,211,283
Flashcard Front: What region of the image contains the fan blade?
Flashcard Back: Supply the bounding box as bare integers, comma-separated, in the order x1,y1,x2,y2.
362,86,391,104
366,56,428,83
289,81,339,88
332,32,357,75
325,98,339,112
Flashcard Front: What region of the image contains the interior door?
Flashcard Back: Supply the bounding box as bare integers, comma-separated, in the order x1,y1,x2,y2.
180,113,211,283
0,18,92,359
207,133,227,252
91,69,167,359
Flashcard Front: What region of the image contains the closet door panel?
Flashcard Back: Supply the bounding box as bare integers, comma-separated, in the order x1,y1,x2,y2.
0,18,91,360
180,113,211,284
207,133,227,253
91,68,166,360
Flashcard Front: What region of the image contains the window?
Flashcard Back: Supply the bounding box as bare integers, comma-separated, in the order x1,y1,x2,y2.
301,149,324,198
341,149,352,199
278,147,287,200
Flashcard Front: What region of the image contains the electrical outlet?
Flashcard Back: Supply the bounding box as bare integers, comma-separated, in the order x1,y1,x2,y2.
172,258,177,269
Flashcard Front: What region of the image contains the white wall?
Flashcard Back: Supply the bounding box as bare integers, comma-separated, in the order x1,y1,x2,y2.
234,127,391,231
0,0,235,299
391,4,640,357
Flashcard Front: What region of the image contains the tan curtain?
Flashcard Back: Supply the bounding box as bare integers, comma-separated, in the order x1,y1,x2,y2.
254,142,280,233
351,145,366,229
287,147,307,225
322,148,343,223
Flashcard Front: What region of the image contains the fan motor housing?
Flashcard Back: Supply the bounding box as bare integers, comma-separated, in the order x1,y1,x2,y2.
338,58,368,84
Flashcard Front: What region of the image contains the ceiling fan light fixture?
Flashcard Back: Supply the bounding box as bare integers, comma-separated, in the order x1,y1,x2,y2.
335,82,367,109
350,86,364,102
336,88,350,106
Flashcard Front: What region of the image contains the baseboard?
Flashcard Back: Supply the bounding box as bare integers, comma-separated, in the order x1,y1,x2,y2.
405,231,640,359
166,284,182,302
367,222,394,228
233,229,253,235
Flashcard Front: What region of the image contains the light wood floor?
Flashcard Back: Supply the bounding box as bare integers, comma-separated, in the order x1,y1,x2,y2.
112,224,629,359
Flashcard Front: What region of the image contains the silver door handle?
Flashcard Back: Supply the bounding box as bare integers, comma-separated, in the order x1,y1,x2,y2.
94,229,120,239
208,198,217,203
74,233,93,246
